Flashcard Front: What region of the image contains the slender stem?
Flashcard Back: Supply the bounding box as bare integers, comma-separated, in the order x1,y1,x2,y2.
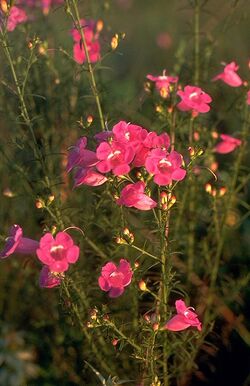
130,244,162,263
61,280,112,374
194,0,200,85
66,0,105,131
105,319,141,352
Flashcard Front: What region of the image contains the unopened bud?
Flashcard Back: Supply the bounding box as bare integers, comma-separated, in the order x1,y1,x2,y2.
160,87,168,99
156,105,163,113
116,237,127,245
123,228,130,236
139,280,147,291
48,194,55,203
197,149,204,156
211,131,218,139
188,147,195,157
193,131,200,141
243,80,248,87
205,183,212,194
219,187,227,197
35,199,44,209
103,314,110,322
134,261,139,269
96,19,104,33
87,115,93,125
3,188,15,198
28,41,33,49
1,0,8,13
160,191,168,204
111,34,119,50
144,81,151,93
51,225,57,235
38,45,46,55
167,106,173,114
90,308,98,320
86,322,93,328
112,338,118,346
210,161,218,172
211,189,217,197
152,322,159,331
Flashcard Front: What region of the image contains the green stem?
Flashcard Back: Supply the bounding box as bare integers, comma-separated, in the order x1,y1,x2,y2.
61,280,112,374
194,0,200,85
105,320,141,352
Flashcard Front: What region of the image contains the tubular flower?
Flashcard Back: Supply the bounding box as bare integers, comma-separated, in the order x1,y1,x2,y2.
96,140,135,176
177,85,212,114
39,265,62,288
0,224,39,259
164,299,202,332
145,149,186,186
147,70,178,98
6,6,27,31
36,232,79,273
215,134,242,154
71,19,101,64
98,259,133,298
212,61,243,87
117,181,157,210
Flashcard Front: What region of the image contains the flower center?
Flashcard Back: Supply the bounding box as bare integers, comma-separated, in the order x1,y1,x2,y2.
107,150,121,160
189,92,198,99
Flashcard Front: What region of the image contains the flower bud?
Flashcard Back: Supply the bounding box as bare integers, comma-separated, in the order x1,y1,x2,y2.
111,34,119,50
211,131,219,139
193,131,200,141
160,87,168,99
35,199,44,209
188,147,195,157
152,322,159,331
112,338,118,346
205,183,212,194
87,115,93,125
1,0,8,13
134,261,140,269
48,194,55,203
96,19,104,33
219,187,227,197
139,280,147,291
115,237,127,245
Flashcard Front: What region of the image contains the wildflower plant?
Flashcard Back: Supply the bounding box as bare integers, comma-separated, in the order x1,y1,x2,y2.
0,0,249,385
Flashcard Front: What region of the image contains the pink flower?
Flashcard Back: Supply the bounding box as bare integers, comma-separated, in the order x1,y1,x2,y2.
112,121,148,151
96,140,135,176
212,62,243,87
117,181,157,210
74,167,107,187
147,70,178,98
98,259,133,298
39,265,62,288
66,137,98,173
145,149,186,186
164,299,202,332
36,232,79,273
177,86,212,113
7,6,27,31
0,224,39,259
41,0,63,14
215,134,242,154
133,132,170,168
247,90,250,106
71,20,101,64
